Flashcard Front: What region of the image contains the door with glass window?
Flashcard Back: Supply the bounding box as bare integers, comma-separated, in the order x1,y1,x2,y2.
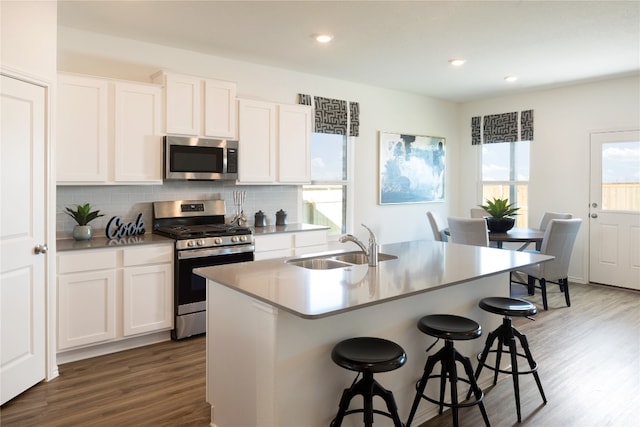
589,130,640,289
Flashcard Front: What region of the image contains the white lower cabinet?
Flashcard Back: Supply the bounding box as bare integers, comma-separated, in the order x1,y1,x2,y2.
57,244,173,352
254,229,328,261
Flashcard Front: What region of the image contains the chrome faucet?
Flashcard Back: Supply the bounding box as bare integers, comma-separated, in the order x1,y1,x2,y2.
339,224,379,266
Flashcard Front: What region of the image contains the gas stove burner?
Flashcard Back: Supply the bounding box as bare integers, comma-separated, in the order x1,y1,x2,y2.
155,224,252,240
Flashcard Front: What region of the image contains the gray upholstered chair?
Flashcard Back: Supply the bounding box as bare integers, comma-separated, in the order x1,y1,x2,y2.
447,217,489,247
539,212,572,230
470,208,488,218
426,211,448,242
517,211,573,250
511,218,582,310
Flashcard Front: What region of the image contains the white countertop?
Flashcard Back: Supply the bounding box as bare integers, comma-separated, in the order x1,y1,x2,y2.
195,239,552,319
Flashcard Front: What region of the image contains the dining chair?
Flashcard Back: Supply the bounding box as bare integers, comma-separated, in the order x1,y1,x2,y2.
516,211,573,251
426,211,448,242
447,217,489,246
511,218,582,310
470,208,488,218
539,212,572,230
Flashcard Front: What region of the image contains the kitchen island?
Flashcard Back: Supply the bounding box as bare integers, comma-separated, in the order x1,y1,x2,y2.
196,240,552,427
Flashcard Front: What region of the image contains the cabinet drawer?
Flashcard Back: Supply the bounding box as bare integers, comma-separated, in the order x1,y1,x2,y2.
293,230,328,248
123,245,173,266
254,234,293,252
58,250,118,274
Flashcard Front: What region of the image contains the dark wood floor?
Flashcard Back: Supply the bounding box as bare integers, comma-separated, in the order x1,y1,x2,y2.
1,282,638,426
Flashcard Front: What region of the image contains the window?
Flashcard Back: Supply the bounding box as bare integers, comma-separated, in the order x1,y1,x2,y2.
302,133,350,236
480,141,530,226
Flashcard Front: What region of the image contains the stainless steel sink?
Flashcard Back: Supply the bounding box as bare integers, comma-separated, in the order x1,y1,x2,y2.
285,251,397,270
328,252,397,265
286,258,352,270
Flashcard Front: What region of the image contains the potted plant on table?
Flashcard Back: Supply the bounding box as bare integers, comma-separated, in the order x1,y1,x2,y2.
479,197,520,233
65,203,104,241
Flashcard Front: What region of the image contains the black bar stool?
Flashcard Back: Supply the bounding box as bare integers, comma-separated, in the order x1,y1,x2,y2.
470,297,547,422
330,337,406,427
406,314,490,427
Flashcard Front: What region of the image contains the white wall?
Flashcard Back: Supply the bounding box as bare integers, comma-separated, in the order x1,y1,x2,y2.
57,26,460,244
458,76,640,282
1,1,57,81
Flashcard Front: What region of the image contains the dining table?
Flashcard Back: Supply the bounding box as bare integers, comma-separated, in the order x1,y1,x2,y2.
488,227,545,250
444,226,545,250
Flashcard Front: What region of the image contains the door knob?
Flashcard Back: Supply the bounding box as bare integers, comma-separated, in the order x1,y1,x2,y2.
591,202,598,208
34,244,48,254
590,213,598,219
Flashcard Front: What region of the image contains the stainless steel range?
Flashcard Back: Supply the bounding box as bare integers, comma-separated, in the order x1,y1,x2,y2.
153,199,254,340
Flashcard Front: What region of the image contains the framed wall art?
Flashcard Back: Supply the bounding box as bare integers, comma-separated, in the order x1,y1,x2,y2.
379,131,445,204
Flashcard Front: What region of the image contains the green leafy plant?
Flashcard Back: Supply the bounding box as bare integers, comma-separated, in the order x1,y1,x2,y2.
479,197,520,219
65,203,104,226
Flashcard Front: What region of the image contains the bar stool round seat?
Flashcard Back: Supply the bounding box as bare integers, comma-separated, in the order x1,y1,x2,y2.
330,337,406,427
479,297,537,317
470,297,547,422
406,314,490,427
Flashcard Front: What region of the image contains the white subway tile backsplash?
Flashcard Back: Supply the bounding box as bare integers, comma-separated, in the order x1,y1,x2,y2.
57,182,300,238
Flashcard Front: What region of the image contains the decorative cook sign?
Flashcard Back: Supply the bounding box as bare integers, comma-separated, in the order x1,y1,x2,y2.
106,213,145,239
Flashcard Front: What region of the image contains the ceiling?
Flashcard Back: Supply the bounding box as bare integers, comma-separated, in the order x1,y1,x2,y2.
57,1,640,102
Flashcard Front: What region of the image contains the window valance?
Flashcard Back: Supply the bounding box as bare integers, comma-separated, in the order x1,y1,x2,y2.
471,109,533,145
298,93,359,136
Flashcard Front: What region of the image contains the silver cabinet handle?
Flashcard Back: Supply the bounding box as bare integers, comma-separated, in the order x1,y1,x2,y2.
34,244,48,254
590,213,598,219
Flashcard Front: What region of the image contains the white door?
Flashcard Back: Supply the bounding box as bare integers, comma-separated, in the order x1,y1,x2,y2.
589,130,640,290
0,75,47,404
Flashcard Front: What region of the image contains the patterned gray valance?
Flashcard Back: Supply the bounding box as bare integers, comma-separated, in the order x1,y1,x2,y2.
298,93,359,136
471,110,534,145
471,116,481,145
521,109,534,141
349,102,360,137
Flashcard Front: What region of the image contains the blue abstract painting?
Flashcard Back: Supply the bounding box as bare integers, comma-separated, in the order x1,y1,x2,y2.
379,131,445,204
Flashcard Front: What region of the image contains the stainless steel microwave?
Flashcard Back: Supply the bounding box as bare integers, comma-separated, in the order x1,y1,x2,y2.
164,136,238,181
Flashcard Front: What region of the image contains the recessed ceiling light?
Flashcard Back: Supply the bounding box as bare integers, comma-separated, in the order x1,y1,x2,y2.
312,33,333,43
504,76,518,82
448,58,466,66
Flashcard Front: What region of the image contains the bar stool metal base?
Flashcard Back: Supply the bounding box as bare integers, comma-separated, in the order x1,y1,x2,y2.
330,337,406,427
406,315,490,427
470,297,547,422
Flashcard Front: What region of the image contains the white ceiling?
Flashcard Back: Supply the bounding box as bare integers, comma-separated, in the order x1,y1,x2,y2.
57,1,640,102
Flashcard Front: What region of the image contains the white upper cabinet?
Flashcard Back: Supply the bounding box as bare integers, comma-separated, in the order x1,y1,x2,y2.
57,73,163,185
204,79,237,139
277,104,311,184
153,71,237,139
57,74,109,183
114,82,163,182
237,99,277,183
237,99,311,185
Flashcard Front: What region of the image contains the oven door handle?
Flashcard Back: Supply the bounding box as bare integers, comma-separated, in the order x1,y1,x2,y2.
177,245,255,260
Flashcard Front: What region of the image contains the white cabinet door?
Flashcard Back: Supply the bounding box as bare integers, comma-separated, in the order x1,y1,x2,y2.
114,82,163,183
122,263,173,336
204,79,237,139
57,270,118,350
0,75,46,405
238,99,277,183
57,74,109,183
278,104,311,183
164,73,201,135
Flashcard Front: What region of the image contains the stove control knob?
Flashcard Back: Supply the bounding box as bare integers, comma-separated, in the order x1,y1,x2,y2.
240,235,248,242
187,240,195,247
214,237,223,245
197,239,205,246
231,236,239,243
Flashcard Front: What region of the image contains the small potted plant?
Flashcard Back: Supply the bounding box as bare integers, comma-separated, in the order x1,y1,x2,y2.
479,197,520,233
65,203,104,240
